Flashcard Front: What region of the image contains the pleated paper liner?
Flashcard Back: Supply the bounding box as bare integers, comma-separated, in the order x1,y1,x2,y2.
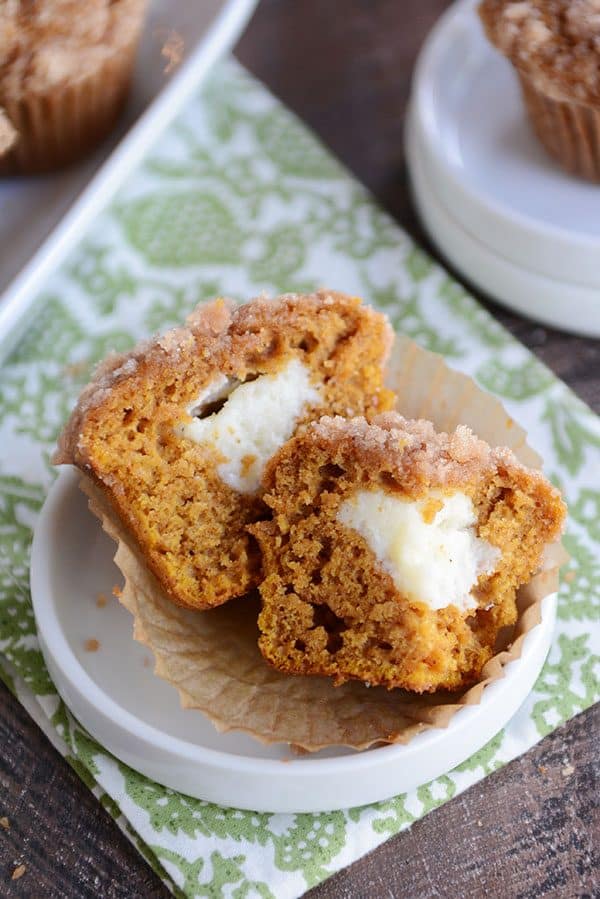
0,109,17,157
80,335,567,752
518,71,600,183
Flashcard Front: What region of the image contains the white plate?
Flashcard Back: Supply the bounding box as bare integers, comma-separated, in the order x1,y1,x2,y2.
406,119,600,336
0,0,258,362
31,467,557,814
407,0,600,335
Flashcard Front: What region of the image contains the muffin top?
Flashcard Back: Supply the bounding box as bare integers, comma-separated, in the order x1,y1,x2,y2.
479,1,600,104
0,0,146,98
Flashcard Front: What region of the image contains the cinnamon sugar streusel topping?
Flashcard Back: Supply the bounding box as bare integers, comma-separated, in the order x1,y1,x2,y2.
0,0,146,96
479,1,600,103
310,413,507,493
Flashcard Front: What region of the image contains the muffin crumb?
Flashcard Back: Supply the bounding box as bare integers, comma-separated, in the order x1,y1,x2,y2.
11,865,26,881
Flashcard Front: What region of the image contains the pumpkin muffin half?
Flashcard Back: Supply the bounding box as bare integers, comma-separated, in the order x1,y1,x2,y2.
54,292,394,610
253,413,565,693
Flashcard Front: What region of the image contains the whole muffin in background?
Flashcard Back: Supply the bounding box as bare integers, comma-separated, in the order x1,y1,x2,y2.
479,1,600,181
0,0,148,174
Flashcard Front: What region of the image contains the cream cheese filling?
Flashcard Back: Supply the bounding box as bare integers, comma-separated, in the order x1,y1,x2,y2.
337,489,500,612
179,358,321,494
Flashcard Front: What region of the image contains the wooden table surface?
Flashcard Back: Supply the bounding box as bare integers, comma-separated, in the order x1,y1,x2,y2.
1,1,598,896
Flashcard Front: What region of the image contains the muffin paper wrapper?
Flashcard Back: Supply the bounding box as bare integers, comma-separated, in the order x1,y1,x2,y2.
81,335,567,751
518,72,600,182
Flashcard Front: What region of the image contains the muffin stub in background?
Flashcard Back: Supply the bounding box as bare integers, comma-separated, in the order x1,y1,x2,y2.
0,0,148,174
253,413,566,694
479,0,600,181
55,292,394,611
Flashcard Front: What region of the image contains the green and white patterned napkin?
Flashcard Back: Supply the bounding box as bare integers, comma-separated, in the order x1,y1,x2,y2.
0,62,598,898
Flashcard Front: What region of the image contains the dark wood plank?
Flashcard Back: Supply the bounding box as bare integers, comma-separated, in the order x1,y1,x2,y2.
0,679,167,898
1,677,597,898
0,1,598,897
306,704,599,899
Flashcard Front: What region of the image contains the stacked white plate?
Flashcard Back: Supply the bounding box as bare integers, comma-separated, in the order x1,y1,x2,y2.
406,0,600,337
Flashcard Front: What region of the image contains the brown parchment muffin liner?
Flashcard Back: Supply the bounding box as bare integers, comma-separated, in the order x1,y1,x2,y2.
0,109,17,156
80,335,567,752
519,72,600,182
0,27,145,174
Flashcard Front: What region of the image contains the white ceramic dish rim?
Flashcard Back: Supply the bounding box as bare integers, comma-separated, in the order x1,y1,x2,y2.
406,115,600,337
31,468,556,786
0,0,259,364
413,0,600,269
